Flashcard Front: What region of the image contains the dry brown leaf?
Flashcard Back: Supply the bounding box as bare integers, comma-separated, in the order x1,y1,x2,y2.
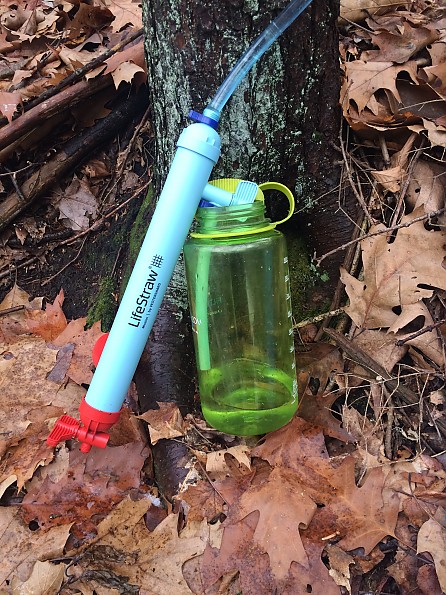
0,507,71,587
10,560,66,595
326,544,354,593
199,511,275,593
342,60,418,113
206,445,251,481
417,514,446,593
57,176,98,231
339,0,395,24
364,22,439,64
99,0,142,32
228,466,317,577
0,333,83,492
22,441,149,532
0,90,22,123
313,458,401,554
406,160,446,216
67,497,222,595
25,289,68,342
389,302,445,366
111,60,146,88
296,343,351,441
417,563,444,595
138,402,185,445
53,318,103,385
341,208,446,329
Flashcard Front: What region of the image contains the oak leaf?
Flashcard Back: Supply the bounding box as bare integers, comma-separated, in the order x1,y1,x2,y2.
227,466,317,577
53,318,103,385
0,90,22,123
138,402,185,445
199,511,275,593
313,457,401,554
296,343,351,441
341,208,446,329
342,60,418,113
111,60,146,89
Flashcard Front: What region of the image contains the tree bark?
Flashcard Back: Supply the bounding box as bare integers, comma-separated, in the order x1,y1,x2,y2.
138,0,355,497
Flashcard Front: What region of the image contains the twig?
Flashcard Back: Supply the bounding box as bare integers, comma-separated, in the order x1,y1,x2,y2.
316,207,446,266
378,134,390,167
384,386,395,460
395,319,446,346
41,236,88,286
388,137,425,231
294,308,344,328
339,127,375,226
0,305,25,316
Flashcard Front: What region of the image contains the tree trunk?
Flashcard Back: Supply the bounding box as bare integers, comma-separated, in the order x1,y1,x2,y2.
137,0,355,497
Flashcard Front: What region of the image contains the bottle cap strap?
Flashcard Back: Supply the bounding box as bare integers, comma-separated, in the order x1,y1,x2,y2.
258,181,295,227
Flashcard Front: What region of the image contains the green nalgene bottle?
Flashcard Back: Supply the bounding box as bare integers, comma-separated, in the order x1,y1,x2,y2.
184,180,298,435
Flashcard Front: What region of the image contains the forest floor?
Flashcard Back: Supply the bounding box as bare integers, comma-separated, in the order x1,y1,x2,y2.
1,1,446,594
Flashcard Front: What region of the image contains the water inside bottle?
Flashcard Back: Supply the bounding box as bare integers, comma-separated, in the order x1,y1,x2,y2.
200,358,297,435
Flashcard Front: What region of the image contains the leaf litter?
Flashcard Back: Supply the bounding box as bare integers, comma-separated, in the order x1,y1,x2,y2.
0,1,445,594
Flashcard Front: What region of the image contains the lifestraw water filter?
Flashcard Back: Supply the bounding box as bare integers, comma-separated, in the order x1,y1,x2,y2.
47,0,313,452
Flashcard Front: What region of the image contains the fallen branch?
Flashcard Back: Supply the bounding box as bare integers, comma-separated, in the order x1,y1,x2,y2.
0,88,148,232
0,40,145,154
395,319,446,346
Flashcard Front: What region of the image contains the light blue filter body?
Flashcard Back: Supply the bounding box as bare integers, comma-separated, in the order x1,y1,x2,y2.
85,123,221,413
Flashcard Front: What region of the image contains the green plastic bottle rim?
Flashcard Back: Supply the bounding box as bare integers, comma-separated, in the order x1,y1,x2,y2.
191,180,295,239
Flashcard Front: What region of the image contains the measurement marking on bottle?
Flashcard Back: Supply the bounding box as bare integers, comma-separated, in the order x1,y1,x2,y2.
288,310,292,318
286,293,291,300
292,361,296,370
288,328,293,336
283,257,288,264
289,345,294,353
285,274,289,282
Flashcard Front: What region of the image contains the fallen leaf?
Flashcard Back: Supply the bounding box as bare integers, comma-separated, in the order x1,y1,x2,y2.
57,176,98,231
339,0,394,24
0,90,22,123
296,344,351,441
25,289,68,341
417,563,444,595
10,559,66,595
0,507,71,587
206,445,251,480
326,544,354,593
67,497,222,595
342,60,418,113
199,511,275,594
138,402,185,445
111,60,146,89
99,0,142,32
53,318,103,385
417,514,446,593
309,457,401,554
228,466,317,577
22,442,149,532
341,208,446,329
364,22,439,64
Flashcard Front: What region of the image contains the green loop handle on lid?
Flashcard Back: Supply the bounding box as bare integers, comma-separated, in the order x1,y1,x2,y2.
191,179,295,239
